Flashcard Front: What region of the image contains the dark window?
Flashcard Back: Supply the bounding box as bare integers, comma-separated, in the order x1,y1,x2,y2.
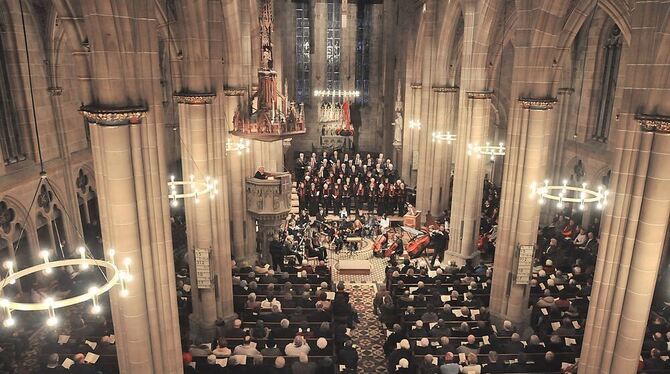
0,37,26,165
326,0,341,91
296,3,311,103
355,3,372,104
592,25,622,142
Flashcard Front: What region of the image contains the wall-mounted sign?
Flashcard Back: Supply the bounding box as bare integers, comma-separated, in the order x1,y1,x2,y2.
194,248,212,289
515,244,535,284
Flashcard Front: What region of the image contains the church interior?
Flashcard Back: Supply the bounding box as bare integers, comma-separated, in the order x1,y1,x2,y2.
0,0,669,373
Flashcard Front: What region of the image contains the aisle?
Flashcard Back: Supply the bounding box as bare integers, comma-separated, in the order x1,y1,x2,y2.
346,283,387,373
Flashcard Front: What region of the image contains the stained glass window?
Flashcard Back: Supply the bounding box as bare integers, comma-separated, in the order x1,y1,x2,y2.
355,3,371,104
592,25,622,142
295,3,311,102
326,0,341,91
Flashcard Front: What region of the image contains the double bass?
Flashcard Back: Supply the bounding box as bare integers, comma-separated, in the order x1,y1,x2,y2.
405,226,431,258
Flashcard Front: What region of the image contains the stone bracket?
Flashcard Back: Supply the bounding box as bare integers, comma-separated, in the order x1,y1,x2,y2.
223,87,246,96
636,113,670,133
79,105,148,126
518,97,557,110
174,92,216,104
433,85,459,93
467,91,493,100
410,83,422,89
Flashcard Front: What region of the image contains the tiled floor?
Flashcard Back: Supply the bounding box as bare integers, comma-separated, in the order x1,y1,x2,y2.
346,283,388,373
329,239,388,284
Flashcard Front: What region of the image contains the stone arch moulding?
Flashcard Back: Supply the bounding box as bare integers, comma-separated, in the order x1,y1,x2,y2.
74,163,96,193
0,195,39,253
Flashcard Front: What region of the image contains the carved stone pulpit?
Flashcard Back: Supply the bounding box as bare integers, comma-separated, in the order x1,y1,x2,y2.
246,172,292,262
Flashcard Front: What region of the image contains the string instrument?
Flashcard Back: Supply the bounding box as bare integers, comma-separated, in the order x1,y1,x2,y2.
405,226,431,258
373,234,387,255
384,240,400,257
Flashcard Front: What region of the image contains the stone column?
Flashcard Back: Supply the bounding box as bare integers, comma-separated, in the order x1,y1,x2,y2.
174,93,218,339
428,87,458,214
84,108,182,374
447,91,492,263
578,115,670,374
488,98,556,326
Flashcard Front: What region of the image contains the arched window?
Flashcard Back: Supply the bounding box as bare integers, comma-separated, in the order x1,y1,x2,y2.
0,36,26,164
355,2,372,104
592,25,622,142
326,0,342,90
295,2,311,103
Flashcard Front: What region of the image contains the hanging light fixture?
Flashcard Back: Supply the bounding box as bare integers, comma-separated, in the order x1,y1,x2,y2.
409,119,422,130
432,131,457,144
1,1,132,329
313,89,360,98
530,179,609,210
467,142,506,160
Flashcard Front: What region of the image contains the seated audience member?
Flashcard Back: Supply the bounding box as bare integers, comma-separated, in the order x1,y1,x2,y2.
414,337,434,355
457,335,480,355
384,324,406,356
388,339,414,373
482,351,506,373
227,355,246,373
524,335,547,354
291,353,317,374
183,352,197,374
461,352,482,374
498,320,514,337
508,352,533,373
44,353,67,374
535,351,561,372
226,319,246,339
313,337,331,355
338,339,359,371
270,356,288,374
212,338,232,356
410,320,429,338
260,336,282,356
251,319,270,340
439,352,461,374
199,354,224,374
643,348,667,370
233,336,262,357
285,336,310,356
503,333,524,354
395,358,412,374
435,336,457,356
70,353,96,374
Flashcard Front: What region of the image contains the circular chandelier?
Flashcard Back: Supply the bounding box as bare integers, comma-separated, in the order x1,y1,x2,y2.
530,180,609,210
468,142,506,160
409,119,422,130
226,138,251,154
168,175,219,207
1,249,131,328
432,131,456,144
313,89,360,98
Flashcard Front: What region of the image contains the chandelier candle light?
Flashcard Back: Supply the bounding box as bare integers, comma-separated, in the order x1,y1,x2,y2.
168,175,219,207
432,131,457,144
0,249,132,328
313,89,360,98
468,142,506,160
409,119,422,130
530,180,609,210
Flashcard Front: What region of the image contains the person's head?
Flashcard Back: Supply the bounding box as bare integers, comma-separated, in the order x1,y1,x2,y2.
399,339,410,350
588,231,594,239
47,353,60,367
503,320,513,331
407,306,415,314
488,351,498,363
550,238,558,246
529,335,540,345
416,320,423,329
417,281,424,288
317,337,328,349
467,335,476,344
444,352,455,363
511,333,520,342
399,358,409,369
393,324,402,333
651,348,662,359
420,337,429,347
74,353,85,363
274,356,285,368
272,304,281,313
546,259,553,267
550,334,561,344
424,354,434,366
545,351,556,362
234,319,242,328
243,335,253,345
258,166,265,174
467,353,478,365
207,354,216,365
293,336,303,347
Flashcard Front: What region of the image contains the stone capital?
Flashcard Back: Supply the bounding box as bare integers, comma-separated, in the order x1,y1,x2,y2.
636,113,670,133
432,85,459,93
410,83,422,90
518,97,557,110
173,92,216,104
79,105,148,126
467,91,493,100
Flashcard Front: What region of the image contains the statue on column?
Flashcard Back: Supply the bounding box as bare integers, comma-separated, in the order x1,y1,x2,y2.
393,81,403,148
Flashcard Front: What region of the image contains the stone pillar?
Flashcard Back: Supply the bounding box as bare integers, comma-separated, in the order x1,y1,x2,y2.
578,115,670,374
174,93,219,339
84,108,182,374
488,98,556,326
447,91,492,263
428,87,458,214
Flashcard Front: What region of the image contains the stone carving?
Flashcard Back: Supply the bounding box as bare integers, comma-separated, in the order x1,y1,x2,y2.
246,173,291,220
174,93,215,105
393,82,403,148
518,97,557,110
636,114,670,133
79,106,148,126
223,88,246,96
432,86,459,93
467,91,493,100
